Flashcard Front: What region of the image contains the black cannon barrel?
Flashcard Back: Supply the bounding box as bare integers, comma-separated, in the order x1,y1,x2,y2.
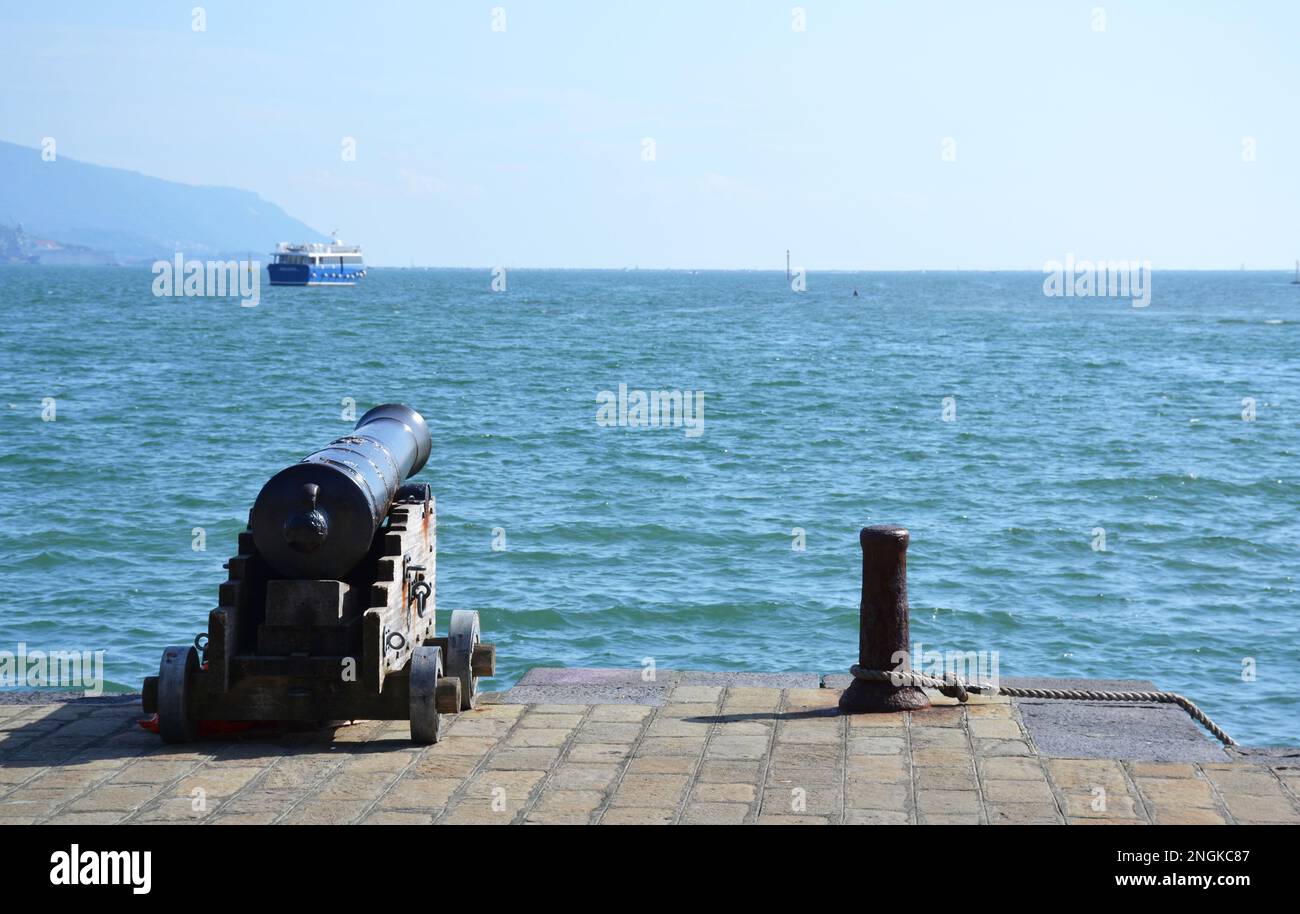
251,404,432,579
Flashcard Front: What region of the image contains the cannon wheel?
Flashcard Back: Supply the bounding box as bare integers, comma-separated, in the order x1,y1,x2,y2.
157,645,199,743
447,610,481,711
409,645,444,744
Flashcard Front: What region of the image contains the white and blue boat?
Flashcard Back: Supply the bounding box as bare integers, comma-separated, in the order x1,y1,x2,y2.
267,234,366,286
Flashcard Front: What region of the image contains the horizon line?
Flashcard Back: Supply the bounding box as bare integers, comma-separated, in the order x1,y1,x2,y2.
364,265,1297,273
10,263,1298,274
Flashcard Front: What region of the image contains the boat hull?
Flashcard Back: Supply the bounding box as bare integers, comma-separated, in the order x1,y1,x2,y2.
267,263,366,286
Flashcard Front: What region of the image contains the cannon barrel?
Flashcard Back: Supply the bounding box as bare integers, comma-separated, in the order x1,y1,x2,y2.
251,404,432,579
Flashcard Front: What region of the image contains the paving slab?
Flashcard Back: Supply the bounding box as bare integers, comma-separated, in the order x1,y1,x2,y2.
497,685,670,706
674,671,821,689
2,670,1294,825
1018,700,1231,763
516,668,666,687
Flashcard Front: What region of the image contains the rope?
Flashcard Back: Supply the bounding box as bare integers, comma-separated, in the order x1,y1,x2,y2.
848,665,1236,747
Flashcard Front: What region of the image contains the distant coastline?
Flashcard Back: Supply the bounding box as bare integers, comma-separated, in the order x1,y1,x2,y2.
6,260,1300,275
0,140,324,265
1,222,115,266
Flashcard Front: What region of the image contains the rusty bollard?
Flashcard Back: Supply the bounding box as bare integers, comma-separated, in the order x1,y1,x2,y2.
837,525,931,713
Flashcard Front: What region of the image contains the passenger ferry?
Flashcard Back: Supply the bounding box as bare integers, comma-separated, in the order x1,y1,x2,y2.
267,234,366,286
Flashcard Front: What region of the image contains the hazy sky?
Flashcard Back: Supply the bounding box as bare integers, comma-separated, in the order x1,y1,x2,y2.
2,1,1297,268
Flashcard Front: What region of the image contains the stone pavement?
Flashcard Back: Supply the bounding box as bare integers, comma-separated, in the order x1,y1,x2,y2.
1,669,1297,825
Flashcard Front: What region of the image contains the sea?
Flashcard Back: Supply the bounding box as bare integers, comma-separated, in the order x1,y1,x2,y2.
0,266,1295,745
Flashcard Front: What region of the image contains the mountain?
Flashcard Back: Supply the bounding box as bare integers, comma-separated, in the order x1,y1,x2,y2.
0,140,325,262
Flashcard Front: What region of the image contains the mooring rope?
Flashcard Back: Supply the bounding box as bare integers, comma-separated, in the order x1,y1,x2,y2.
848,665,1236,747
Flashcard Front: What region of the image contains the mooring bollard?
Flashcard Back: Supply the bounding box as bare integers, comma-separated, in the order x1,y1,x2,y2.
838,524,931,713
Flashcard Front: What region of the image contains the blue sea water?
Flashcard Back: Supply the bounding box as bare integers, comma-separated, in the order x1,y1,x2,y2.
0,266,1295,745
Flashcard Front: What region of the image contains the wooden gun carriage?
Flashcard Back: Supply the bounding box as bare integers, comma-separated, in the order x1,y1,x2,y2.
141,404,495,744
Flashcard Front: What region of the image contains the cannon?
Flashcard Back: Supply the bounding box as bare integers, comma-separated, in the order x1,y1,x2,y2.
251,403,433,580
142,404,496,744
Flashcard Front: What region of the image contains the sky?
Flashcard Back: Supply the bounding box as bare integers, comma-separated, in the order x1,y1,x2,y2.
1,1,1298,269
